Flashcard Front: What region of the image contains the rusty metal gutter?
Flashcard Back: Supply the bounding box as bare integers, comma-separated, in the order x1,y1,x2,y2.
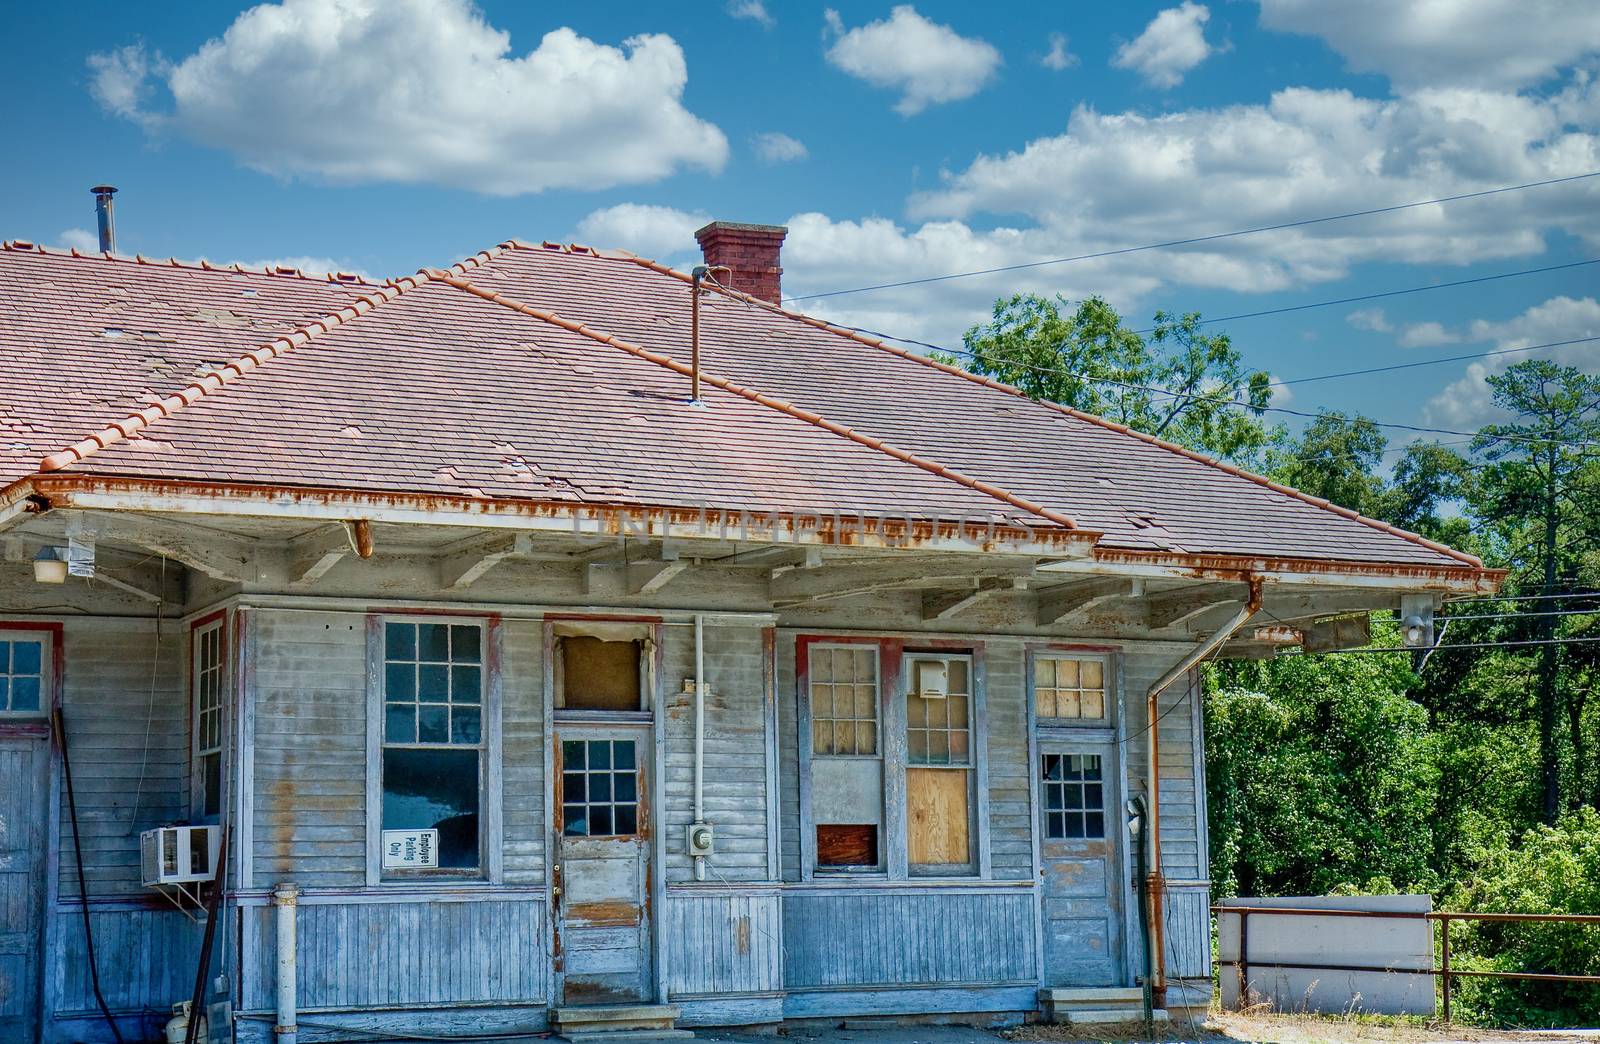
24,475,1093,557
1144,577,1262,1003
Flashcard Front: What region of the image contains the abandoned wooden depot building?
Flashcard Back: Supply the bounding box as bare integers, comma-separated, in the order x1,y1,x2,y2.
0,203,1499,1043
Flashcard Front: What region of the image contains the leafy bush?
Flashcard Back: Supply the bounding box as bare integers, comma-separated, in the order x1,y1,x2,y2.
1446,809,1600,1028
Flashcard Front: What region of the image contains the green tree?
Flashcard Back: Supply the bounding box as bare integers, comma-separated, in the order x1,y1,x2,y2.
1471,361,1600,821
955,294,1272,460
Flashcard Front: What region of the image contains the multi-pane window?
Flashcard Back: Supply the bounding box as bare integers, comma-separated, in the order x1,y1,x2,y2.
1034,656,1107,722
808,645,878,756
906,656,973,870
560,739,640,837
192,620,225,817
0,637,44,716
382,621,484,871
1042,753,1106,839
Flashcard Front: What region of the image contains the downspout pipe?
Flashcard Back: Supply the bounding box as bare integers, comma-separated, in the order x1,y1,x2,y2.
1144,576,1262,1005
272,882,299,1044
693,613,706,881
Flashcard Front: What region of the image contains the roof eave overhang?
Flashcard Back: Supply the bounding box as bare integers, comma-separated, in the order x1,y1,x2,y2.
17,475,1101,559
10,475,1503,593
1051,548,1505,595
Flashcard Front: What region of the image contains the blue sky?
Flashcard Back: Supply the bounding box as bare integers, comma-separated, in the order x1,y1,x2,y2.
3,0,1598,445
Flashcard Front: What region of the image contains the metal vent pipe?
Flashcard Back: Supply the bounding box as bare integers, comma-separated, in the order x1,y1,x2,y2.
91,185,117,253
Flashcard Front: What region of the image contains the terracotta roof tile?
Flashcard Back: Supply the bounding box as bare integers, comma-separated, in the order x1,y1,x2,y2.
1,238,1487,573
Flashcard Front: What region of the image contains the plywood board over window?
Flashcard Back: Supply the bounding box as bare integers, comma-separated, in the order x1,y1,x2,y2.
906,768,969,864
561,637,642,711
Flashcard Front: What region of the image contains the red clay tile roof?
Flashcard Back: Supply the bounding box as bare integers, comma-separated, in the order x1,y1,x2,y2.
0,238,1484,572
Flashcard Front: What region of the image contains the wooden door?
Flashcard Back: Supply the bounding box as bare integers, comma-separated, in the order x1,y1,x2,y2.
1038,743,1125,986
554,727,651,1005
0,736,48,1041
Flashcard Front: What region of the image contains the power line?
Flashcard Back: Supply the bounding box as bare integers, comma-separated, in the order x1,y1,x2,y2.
1129,257,1600,333
1323,635,1600,655
1270,335,1600,389
782,170,1600,303
1447,590,1600,605
839,323,1600,451
1438,607,1600,622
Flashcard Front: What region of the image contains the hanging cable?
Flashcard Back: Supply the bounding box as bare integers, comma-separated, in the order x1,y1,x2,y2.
1269,335,1600,389
833,322,1600,451
782,169,1600,302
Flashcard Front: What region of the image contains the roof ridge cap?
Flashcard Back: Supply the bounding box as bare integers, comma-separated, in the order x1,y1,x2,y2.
429,270,1090,537
617,252,1484,571
38,267,447,473
0,239,380,286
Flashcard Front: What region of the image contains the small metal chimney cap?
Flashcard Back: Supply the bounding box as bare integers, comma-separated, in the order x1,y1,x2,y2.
91,185,118,253
91,184,118,197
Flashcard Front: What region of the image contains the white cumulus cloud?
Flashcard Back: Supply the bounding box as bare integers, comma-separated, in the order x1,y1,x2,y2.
87,0,728,195
727,1,774,28
1041,33,1078,71
753,132,808,164
573,204,711,260
1397,322,1460,349
1113,2,1216,88
1425,296,1600,430
1258,0,1600,90
1346,308,1393,333
823,5,1001,116
58,228,101,253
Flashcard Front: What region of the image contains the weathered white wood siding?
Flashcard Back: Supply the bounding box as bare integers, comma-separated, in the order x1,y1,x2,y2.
984,643,1033,881
782,886,1037,988
663,887,782,996
238,891,549,1012
51,905,203,1019
57,619,187,897
251,611,368,888
1121,656,1205,878
501,619,545,884
661,624,771,882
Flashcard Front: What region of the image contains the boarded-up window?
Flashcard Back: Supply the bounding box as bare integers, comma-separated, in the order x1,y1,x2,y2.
1035,656,1107,721
808,645,878,756
906,656,973,870
816,824,878,867
561,637,642,711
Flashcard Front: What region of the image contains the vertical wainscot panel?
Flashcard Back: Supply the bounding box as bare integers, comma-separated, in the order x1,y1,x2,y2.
240,891,548,1015
48,905,204,1041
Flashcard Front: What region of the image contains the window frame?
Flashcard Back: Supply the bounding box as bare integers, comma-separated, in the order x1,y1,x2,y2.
1041,751,1108,841
0,624,54,724
1028,649,1116,736
796,635,990,883
806,642,882,760
903,652,979,876
189,613,228,822
366,613,503,885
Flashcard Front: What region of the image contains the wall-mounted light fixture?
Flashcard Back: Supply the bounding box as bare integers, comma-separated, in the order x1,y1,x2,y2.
33,546,68,584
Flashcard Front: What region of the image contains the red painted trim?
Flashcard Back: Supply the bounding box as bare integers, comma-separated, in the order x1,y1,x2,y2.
1029,641,1123,654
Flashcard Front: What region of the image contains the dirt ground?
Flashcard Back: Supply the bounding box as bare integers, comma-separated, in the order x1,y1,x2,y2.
696,1011,1600,1044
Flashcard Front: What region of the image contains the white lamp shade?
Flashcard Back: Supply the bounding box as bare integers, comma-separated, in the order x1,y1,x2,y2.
34,557,68,584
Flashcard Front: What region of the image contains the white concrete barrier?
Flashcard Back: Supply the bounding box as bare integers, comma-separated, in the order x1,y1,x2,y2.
1216,894,1435,1016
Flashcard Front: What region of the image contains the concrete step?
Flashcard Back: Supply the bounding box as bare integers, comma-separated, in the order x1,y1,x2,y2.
1058,1008,1170,1027
551,1004,683,1036
1041,986,1148,1008
558,1032,695,1043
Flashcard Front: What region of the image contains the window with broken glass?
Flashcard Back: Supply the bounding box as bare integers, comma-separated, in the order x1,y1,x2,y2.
382,620,484,872
1042,753,1106,840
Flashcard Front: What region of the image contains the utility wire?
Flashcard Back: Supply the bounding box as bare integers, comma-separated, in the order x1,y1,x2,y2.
1438,607,1600,622
838,323,1600,451
1126,256,1600,334
1324,635,1600,655
1446,590,1600,604
783,169,1600,303
1270,335,1600,389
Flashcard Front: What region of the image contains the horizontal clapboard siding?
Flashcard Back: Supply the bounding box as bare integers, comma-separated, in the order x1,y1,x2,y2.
251,611,368,888
783,888,1037,988
984,643,1033,880
501,620,545,884
1123,651,1204,878
662,625,771,882
59,620,187,897
663,889,782,996
241,894,548,1011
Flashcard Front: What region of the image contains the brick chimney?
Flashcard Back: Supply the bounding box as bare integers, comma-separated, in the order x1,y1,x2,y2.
694,221,787,305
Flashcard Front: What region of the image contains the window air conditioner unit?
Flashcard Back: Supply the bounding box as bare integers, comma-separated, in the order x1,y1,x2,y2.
141,825,221,888
915,660,948,699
